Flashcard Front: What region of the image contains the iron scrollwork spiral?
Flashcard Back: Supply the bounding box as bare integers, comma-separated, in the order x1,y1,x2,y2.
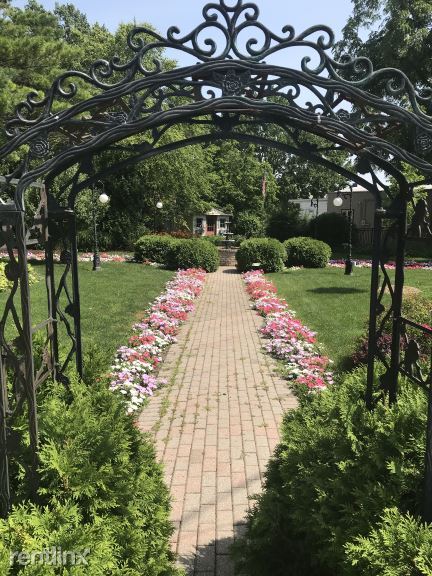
4,0,432,138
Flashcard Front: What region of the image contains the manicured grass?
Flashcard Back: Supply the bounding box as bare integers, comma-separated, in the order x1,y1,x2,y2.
1,262,173,364
268,267,432,368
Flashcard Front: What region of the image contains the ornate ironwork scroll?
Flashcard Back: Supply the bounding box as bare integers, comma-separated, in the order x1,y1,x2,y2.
0,202,39,517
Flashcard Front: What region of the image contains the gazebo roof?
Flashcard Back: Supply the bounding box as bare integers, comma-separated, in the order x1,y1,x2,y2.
204,208,232,217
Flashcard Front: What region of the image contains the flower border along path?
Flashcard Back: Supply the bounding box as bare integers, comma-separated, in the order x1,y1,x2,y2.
243,270,334,390
110,268,207,413
329,259,432,270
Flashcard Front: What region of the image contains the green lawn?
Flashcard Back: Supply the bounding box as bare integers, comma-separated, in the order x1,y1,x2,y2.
268,267,432,368
1,262,173,363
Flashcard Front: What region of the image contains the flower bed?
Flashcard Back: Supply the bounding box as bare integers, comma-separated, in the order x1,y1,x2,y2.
243,270,333,390
0,250,129,263
329,259,432,270
110,268,206,413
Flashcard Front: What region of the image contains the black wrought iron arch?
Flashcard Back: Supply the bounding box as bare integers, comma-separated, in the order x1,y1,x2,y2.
4,62,432,194
0,0,431,522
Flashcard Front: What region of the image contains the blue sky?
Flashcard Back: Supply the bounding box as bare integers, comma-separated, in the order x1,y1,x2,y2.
12,1,356,68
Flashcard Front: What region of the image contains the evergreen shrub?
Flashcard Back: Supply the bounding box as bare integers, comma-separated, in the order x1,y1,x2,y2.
344,507,432,575
234,212,265,238
236,238,285,273
134,235,176,265
266,204,308,242
233,366,428,576
0,376,180,575
284,236,331,268
169,239,219,272
310,212,358,248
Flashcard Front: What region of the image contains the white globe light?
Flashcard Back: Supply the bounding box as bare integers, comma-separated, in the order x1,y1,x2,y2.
333,196,343,207
156,201,163,209
98,192,109,204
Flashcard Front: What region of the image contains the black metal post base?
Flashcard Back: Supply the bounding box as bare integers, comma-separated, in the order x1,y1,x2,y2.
344,258,354,275
92,253,101,271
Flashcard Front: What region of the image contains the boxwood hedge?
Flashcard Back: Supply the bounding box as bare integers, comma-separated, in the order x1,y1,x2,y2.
135,235,219,272
236,238,285,273
284,236,331,268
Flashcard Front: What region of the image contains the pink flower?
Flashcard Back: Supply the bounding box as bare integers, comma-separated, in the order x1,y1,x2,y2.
243,270,333,391
110,268,206,413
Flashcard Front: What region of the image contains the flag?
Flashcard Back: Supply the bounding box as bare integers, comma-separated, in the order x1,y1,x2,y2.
261,174,267,199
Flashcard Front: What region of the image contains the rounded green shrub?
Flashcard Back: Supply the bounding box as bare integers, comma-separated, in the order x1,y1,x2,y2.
284,236,331,268
233,366,428,576
236,238,285,273
169,239,219,272
134,235,176,265
3,376,180,575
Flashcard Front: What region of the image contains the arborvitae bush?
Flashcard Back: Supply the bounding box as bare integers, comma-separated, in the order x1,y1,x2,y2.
344,507,432,575
284,236,332,268
236,238,285,272
0,376,180,575
234,212,265,238
233,366,428,576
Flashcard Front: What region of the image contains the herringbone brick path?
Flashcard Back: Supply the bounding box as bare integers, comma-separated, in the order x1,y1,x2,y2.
138,267,297,575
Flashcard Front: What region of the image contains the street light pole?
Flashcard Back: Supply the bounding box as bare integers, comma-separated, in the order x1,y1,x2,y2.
346,184,354,275
154,200,163,233
92,184,109,271
333,182,355,275
310,196,320,238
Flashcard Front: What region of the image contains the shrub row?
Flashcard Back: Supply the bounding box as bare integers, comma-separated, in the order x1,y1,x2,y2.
236,237,332,272
135,235,219,272
233,365,430,575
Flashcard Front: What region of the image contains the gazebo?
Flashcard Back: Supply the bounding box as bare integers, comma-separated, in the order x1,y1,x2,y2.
193,208,232,236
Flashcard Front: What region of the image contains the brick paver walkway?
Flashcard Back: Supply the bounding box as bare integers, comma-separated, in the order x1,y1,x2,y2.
138,267,297,575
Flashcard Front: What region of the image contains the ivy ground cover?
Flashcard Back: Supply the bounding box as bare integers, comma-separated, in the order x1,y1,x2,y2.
243,270,333,390
110,268,206,413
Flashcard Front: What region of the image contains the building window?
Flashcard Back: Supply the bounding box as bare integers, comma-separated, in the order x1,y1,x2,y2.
196,218,203,228
219,219,226,228
341,209,354,221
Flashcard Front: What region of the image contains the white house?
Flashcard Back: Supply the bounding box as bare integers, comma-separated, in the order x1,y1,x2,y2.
192,208,232,236
291,197,328,220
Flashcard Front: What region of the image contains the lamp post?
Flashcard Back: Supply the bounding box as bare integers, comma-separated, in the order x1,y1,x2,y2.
92,185,109,271
309,195,320,238
154,200,163,232
333,182,354,275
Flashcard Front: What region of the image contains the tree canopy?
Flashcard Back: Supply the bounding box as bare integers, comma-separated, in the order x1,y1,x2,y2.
336,0,432,88
1,1,359,248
